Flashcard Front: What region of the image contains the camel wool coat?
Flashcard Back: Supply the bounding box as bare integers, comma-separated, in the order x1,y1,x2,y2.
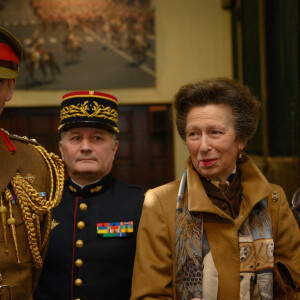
131,156,300,300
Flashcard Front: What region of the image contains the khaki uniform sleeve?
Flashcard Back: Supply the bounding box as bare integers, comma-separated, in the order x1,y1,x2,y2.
271,185,300,298
130,189,173,300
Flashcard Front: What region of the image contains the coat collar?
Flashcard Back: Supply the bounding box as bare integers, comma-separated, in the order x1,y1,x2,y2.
186,155,273,222
66,172,114,198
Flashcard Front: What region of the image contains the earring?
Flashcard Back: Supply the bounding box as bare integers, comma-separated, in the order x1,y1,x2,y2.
238,151,243,159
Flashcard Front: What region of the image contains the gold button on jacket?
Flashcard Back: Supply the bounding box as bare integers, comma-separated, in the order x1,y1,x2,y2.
79,203,87,211
75,259,83,267
76,240,84,248
74,278,82,286
77,221,85,229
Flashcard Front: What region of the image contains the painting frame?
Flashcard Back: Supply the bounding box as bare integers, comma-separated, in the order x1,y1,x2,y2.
0,0,156,95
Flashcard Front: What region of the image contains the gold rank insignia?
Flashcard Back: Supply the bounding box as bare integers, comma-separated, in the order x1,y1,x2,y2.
51,219,59,230
24,172,35,184
90,185,102,193
69,185,77,193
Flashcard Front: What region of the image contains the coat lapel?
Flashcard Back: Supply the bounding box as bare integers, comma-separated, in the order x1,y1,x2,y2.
186,158,232,219
185,156,273,225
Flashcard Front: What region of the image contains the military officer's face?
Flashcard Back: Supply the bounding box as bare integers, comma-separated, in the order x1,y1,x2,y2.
0,79,15,115
59,127,119,186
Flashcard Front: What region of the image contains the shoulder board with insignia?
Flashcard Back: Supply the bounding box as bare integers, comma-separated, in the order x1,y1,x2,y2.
7,131,40,146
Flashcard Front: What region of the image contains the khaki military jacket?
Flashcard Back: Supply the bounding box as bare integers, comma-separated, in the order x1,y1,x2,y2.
131,156,300,300
0,133,53,300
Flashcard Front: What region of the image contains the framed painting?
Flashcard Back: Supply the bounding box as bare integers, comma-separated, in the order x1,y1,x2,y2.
0,0,155,90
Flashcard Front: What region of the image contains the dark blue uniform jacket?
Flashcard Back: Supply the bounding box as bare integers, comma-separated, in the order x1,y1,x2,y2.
35,173,146,300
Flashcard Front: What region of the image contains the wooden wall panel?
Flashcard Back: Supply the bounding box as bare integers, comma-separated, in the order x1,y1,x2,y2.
0,104,174,190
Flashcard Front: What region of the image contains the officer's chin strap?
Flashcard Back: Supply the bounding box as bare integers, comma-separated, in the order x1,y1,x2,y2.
0,145,64,269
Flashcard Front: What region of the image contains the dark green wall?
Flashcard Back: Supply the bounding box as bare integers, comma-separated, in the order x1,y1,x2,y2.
265,0,299,156
232,0,299,157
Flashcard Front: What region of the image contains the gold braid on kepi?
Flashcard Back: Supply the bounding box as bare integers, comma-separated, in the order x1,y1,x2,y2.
0,144,64,269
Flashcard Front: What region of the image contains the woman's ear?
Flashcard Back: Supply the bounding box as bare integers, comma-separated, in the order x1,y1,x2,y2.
238,140,246,152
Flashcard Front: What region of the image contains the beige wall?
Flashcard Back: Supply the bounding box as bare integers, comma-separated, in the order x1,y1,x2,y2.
9,0,233,179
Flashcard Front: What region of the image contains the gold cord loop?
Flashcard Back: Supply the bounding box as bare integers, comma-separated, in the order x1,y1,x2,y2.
0,144,64,269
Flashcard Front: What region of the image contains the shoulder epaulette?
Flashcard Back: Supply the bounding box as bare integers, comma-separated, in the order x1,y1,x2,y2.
6,130,40,146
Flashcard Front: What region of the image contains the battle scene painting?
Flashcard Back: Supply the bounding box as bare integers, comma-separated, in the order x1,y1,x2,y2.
0,0,155,90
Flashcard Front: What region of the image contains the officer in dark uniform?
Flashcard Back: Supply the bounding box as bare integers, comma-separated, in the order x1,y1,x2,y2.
0,27,64,299
35,91,146,300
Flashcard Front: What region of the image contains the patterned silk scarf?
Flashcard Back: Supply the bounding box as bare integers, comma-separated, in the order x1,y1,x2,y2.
175,168,274,300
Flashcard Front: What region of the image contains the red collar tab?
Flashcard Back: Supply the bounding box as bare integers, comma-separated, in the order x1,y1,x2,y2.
0,130,16,152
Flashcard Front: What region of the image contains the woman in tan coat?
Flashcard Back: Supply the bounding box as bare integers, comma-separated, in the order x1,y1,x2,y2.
131,78,300,300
